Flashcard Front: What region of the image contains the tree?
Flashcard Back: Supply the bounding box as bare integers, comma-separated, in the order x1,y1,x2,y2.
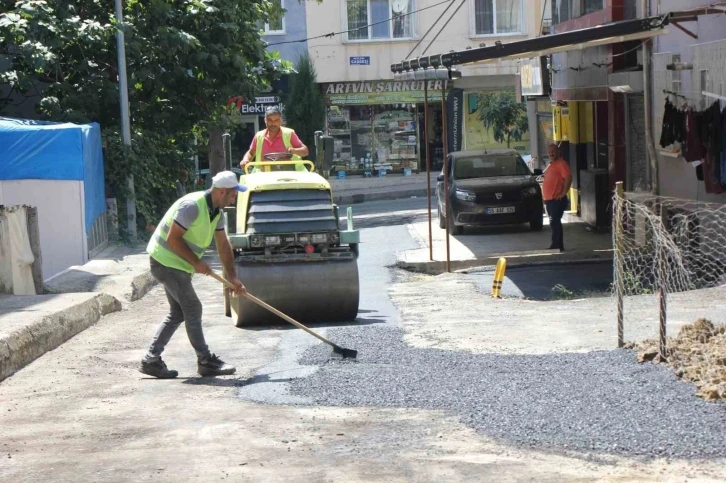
476,90,528,148
0,0,291,237
284,52,325,161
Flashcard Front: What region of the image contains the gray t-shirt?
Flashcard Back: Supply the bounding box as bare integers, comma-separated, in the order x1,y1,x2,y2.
174,199,224,231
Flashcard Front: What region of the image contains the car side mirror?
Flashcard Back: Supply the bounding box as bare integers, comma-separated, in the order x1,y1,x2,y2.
533,168,543,176
437,174,444,182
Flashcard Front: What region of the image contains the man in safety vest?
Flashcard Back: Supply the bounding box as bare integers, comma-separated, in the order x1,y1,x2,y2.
239,106,309,169
139,171,246,379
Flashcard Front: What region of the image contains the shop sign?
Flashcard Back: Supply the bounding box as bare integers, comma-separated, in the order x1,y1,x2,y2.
323,80,448,105
349,56,370,65
447,88,464,154
520,57,550,97
226,96,285,115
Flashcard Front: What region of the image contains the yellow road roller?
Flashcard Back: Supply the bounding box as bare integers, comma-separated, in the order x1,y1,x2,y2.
223,153,360,326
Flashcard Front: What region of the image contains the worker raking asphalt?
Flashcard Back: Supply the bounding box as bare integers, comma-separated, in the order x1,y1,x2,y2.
283,325,726,460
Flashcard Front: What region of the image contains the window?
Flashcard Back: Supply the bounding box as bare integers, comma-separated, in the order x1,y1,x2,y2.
346,0,414,41
474,0,522,36
552,0,604,24
263,0,285,35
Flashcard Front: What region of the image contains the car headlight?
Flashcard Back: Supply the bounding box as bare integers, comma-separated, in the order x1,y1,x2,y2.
455,190,476,202
523,186,539,197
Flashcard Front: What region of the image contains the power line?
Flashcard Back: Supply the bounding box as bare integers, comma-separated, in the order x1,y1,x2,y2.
418,0,467,57
265,0,455,47
405,0,457,59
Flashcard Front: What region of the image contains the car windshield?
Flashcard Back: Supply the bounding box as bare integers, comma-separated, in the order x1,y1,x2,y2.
453,155,530,179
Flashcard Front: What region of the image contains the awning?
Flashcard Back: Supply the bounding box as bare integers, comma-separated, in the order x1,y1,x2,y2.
391,15,670,73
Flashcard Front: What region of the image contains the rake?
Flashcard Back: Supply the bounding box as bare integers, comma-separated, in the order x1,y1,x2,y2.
208,271,358,359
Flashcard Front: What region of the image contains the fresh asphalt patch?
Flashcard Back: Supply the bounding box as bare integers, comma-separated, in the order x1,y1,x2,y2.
285,325,726,461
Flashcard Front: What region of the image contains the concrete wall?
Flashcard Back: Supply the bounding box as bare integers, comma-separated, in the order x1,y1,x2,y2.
306,0,545,83
0,180,88,281
263,0,308,63
651,0,726,202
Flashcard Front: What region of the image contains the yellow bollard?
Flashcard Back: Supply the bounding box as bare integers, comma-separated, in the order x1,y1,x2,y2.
491,257,507,298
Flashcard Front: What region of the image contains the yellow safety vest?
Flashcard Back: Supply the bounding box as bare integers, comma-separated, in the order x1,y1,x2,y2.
254,127,305,172
146,192,221,274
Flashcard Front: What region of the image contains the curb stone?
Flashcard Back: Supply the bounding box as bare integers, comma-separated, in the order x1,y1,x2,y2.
0,293,122,382
130,270,157,301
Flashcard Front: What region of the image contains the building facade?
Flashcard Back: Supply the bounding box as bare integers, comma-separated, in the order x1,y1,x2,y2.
651,0,726,202
306,0,547,174
536,0,725,231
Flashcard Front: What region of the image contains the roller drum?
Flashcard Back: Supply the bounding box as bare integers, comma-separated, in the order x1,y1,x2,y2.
231,258,359,326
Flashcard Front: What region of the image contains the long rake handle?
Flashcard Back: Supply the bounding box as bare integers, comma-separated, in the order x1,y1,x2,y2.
207,271,340,349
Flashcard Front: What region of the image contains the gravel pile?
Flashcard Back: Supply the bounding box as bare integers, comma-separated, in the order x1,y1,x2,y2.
628,318,726,401
289,325,726,459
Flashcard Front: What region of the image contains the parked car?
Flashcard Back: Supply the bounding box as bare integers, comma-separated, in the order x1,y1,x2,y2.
436,149,544,235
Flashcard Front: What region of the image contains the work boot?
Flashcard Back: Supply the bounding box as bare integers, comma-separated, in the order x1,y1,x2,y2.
198,353,236,376
139,358,178,379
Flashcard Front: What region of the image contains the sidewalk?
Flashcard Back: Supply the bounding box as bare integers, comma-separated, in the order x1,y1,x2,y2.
0,243,154,382
330,172,437,205
397,213,613,274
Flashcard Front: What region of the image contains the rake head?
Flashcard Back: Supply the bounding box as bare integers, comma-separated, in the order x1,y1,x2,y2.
332,345,358,359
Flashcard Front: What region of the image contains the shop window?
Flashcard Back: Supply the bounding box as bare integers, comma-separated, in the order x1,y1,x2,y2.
346,0,414,41
263,0,285,35
473,0,523,36
327,104,424,173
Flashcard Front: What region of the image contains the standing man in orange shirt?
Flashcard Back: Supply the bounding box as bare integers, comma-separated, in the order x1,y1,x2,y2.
542,143,572,252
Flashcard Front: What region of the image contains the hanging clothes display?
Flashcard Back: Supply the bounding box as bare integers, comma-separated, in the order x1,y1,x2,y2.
658,96,725,193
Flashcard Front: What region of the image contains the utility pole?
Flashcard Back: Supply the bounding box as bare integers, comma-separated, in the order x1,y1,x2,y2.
642,0,659,195
114,0,137,240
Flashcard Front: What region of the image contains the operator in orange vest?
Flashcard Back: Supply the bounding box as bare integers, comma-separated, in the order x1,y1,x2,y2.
239,106,309,170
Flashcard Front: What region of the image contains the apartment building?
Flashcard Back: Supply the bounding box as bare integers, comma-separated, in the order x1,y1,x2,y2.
305,0,548,174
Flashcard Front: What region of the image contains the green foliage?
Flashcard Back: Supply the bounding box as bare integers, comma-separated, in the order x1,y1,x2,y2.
0,0,292,236
476,90,528,148
284,52,325,161
102,128,196,241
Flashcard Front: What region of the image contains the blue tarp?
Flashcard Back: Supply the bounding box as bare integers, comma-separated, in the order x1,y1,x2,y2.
0,117,106,233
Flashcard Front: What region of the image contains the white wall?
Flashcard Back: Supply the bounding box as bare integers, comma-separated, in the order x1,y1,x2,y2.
306,0,545,83
0,180,88,280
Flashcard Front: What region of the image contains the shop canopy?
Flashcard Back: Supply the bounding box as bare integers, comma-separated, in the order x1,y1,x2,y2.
391,15,670,74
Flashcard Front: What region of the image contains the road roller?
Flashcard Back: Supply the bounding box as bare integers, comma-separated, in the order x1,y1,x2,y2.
223,153,360,327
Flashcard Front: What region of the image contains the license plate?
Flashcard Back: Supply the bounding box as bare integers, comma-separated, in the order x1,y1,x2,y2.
486,206,515,214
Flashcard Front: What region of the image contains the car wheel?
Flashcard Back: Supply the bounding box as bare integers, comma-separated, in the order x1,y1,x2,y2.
530,214,544,231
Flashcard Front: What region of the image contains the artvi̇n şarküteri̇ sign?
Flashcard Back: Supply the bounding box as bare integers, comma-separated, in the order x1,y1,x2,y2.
322,80,448,105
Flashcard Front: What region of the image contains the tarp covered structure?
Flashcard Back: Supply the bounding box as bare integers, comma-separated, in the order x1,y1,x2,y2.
0,117,106,233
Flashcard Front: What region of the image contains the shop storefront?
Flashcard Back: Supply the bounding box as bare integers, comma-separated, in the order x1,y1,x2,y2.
322,80,448,175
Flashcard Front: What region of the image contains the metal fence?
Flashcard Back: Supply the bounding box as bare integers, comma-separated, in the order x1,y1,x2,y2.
612,182,726,357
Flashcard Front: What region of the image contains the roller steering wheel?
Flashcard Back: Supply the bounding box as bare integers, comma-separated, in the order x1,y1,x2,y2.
261,152,295,171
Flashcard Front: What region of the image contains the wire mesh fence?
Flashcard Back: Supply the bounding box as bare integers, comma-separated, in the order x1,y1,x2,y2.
612,184,726,367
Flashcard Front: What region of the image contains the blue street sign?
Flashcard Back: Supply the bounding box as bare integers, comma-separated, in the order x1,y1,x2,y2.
349,56,371,66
